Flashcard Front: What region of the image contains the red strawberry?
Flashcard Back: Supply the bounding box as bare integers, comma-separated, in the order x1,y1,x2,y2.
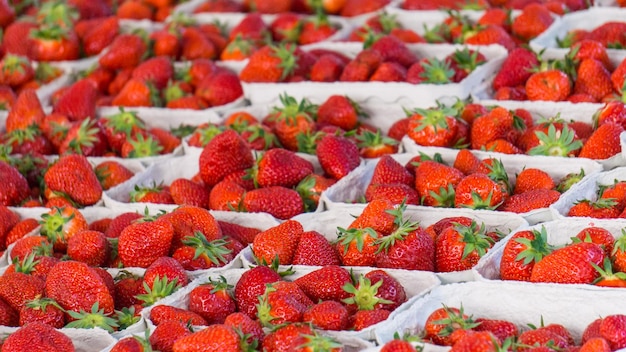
292,230,340,266
131,56,174,90
252,220,303,265
5,89,45,133
195,71,243,107
435,220,495,272
0,162,30,207
492,47,538,91
511,3,554,42
579,122,623,160
370,35,418,68
199,130,254,187
317,95,360,131
316,134,360,180
118,217,174,268
98,33,147,70
498,189,561,213
294,265,352,302
252,148,314,188
243,186,304,220
1,322,74,352
52,79,98,122
234,265,282,319
43,154,103,206
530,242,605,284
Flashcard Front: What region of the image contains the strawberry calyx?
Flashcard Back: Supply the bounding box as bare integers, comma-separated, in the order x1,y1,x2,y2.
115,306,141,330
245,124,280,150
484,159,511,195
66,118,100,154
296,130,324,155
461,190,501,210
129,183,166,203
30,23,71,41
336,227,378,254
256,285,281,328
273,93,317,123
224,35,258,58
208,275,234,294
298,332,343,351
377,12,401,35
411,107,457,133
270,44,299,81
573,198,618,209
356,129,398,150
39,207,75,245
418,58,455,84
135,275,181,307
342,274,393,311
513,226,553,266
455,221,494,260
2,54,29,75
4,125,41,144
37,1,78,29
591,256,626,287
528,124,582,157
190,124,226,147
35,62,63,83
124,133,164,158
104,108,146,135
375,202,419,254
428,184,456,207
181,231,233,266
432,304,479,337
449,47,484,73
556,168,585,193
25,296,65,312
163,81,188,103
13,251,49,274
65,302,119,333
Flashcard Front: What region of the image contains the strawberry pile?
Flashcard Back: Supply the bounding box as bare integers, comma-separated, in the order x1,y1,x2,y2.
380,305,626,351
360,153,575,214
0,55,64,110
558,21,626,49
2,2,119,62
109,265,410,350
251,201,511,273
565,178,626,219
399,0,591,12
64,31,244,109
192,0,390,17
497,224,626,285
185,94,399,157
489,41,626,104
400,100,623,161
240,35,488,84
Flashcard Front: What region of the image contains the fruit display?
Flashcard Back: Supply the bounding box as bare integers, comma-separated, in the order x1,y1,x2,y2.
4,0,626,351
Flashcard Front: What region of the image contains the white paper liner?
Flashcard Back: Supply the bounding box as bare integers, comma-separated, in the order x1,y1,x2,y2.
0,326,117,352
529,7,626,60
242,42,507,105
321,151,603,225
241,206,526,284
475,217,626,284
142,266,440,342
375,280,626,350
549,165,626,219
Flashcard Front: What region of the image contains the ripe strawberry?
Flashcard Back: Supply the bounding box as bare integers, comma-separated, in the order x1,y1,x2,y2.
199,130,254,187
149,319,192,352
252,220,303,265
580,337,612,352
4,22,36,57
599,314,626,350
5,89,45,133
209,180,245,211
350,308,391,331
310,54,345,82
80,16,119,57
0,161,30,207
291,230,340,266
0,55,34,88
118,217,174,268
19,297,64,328
375,213,435,271
380,339,418,352
369,35,417,68
252,148,314,189
474,318,518,342
465,25,516,51
569,198,621,218
575,58,614,102
243,186,304,220
94,160,135,191
45,260,114,317
98,33,147,70
43,154,102,206
240,44,301,82
511,3,554,41
149,305,207,326
223,312,264,346
435,220,494,272
262,323,315,351
2,322,74,352
525,69,572,101
407,106,459,147
498,189,561,213
454,173,506,210
492,48,538,91
340,49,382,81
29,26,80,62
587,22,626,48
66,229,108,267
52,79,98,122
316,134,360,180
195,71,243,107
530,242,605,284
424,305,476,346
317,95,360,131
499,228,553,281
131,56,174,90
513,168,555,194
579,122,624,160
517,325,571,350
187,277,236,325
234,265,282,319
129,183,174,204
303,300,349,331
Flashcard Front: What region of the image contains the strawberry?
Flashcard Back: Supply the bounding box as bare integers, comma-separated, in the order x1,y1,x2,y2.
340,48,382,81
375,209,435,271
187,277,236,325
131,56,174,90
499,228,552,281
492,47,538,91
94,160,135,191
0,161,30,206
435,220,494,272
240,44,301,82
195,71,243,107
5,89,45,133
517,325,571,350
116,1,153,20
52,79,98,122
1,322,74,352
316,134,360,180
98,33,147,70
310,53,345,82
43,154,102,207
252,148,314,188
262,323,315,351
253,220,303,265
335,225,380,266
569,198,621,218
580,337,612,352
209,180,246,211
296,174,336,212
3,21,37,57
242,186,304,220
365,183,420,205
29,26,81,62
0,55,34,88
66,229,108,267
267,94,317,151
530,241,605,284
80,16,119,57
302,300,349,331
525,69,571,101
245,0,292,13
575,58,614,102
587,22,626,48
474,318,518,342
117,216,175,268
414,160,464,207
199,130,254,187
169,178,211,208
317,95,360,131
407,106,459,147
58,118,109,156
513,168,555,194
424,305,476,346
230,13,270,42
129,183,174,204
464,25,516,51
498,189,561,213
112,78,162,107
234,265,282,319
369,35,417,68
5,218,39,248
380,339,418,352
19,297,64,328
150,320,192,352
150,305,207,326
371,155,414,186
350,308,391,331
45,260,114,317
294,264,352,303
291,230,340,266
578,122,624,160
599,314,626,350
511,3,554,42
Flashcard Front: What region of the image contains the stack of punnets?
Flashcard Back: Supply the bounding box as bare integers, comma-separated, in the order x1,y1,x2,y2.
4,0,626,351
